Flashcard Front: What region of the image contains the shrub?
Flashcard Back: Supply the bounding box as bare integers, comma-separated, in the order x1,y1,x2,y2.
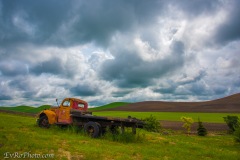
197,119,207,136
143,115,161,132
233,126,240,143
181,116,194,135
223,116,239,133
102,127,145,143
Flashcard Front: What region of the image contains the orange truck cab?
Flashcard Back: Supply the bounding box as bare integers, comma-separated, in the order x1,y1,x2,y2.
37,98,90,127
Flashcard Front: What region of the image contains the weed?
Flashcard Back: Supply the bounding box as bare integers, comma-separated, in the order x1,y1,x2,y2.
223,115,239,133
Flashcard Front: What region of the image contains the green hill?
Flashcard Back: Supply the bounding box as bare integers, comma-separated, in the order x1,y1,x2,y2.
0,105,51,114
89,102,130,111
0,102,129,113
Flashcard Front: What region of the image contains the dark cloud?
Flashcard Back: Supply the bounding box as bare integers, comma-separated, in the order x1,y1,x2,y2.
0,60,28,76
153,70,207,95
112,90,132,98
100,41,185,88
9,78,30,91
0,94,12,100
171,0,221,17
0,0,72,46
54,0,165,47
214,0,240,44
154,84,176,94
70,84,101,96
179,70,207,85
8,76,37,98
30,57,64,76
188,81,209,96
0,0,164,47
213,87,227,95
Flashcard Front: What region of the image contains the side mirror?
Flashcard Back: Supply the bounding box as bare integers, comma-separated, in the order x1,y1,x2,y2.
56,98,59,107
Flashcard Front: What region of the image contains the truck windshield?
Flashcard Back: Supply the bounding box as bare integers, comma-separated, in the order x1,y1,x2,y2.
62,100,70,107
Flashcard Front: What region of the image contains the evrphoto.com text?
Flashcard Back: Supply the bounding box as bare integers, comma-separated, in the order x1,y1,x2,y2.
4,151,54,159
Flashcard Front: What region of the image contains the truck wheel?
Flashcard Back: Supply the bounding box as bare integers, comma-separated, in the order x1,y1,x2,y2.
96,123,102,136
84,122,100,138
38,115,50,128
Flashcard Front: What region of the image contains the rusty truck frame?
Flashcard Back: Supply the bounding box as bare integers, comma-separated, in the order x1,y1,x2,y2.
37,98,144,138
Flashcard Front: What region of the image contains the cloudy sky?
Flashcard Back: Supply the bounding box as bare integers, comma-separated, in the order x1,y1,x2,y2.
0,0,240,107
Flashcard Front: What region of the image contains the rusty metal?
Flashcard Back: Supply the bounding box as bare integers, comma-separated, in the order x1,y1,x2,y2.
37,98,144,137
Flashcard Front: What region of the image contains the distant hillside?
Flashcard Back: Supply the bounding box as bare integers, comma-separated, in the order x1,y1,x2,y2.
89,102,130,111
0,105,51,114
1,93,239,113
106,93,240,113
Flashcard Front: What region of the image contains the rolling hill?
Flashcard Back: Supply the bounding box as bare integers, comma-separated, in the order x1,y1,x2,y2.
104,93,240,113
89,102,130,111
0,105,50,114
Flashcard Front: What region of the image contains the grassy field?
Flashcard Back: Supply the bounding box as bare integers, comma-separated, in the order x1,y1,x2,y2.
0,112,240,160
93,111,240,123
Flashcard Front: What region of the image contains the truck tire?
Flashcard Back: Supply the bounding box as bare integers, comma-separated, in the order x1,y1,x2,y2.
84,121,100,138
96,122,102,136
38,115,50,128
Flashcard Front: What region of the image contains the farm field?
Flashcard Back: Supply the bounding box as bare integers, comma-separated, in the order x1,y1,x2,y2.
0,112,240,160
93,111,240,123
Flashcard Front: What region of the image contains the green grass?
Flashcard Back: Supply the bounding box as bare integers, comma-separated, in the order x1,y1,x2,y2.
0,105,50,114
0,112,239,160
93,111,240,123
89,102,130,111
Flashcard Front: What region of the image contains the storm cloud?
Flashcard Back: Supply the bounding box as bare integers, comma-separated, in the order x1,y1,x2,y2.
0,0,239,107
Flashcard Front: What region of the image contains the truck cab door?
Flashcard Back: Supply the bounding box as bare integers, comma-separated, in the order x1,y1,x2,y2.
58,99,71,123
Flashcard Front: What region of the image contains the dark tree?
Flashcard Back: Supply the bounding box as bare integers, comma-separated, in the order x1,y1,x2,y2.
197,119,207,136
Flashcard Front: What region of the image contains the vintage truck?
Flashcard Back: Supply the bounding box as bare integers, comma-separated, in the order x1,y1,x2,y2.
37,98,144,137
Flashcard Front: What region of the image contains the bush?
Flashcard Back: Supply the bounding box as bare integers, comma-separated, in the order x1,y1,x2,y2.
103,127,145,143
197,119,207,136
223,116,239,133
233,127,240,143
181,116,194,134
143,115,161,132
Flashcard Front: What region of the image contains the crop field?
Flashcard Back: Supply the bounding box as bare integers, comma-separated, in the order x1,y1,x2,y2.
0,112,240,160
93,111,240,123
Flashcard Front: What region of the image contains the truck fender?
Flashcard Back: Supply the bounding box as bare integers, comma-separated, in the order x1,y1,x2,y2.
40,110,57,124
